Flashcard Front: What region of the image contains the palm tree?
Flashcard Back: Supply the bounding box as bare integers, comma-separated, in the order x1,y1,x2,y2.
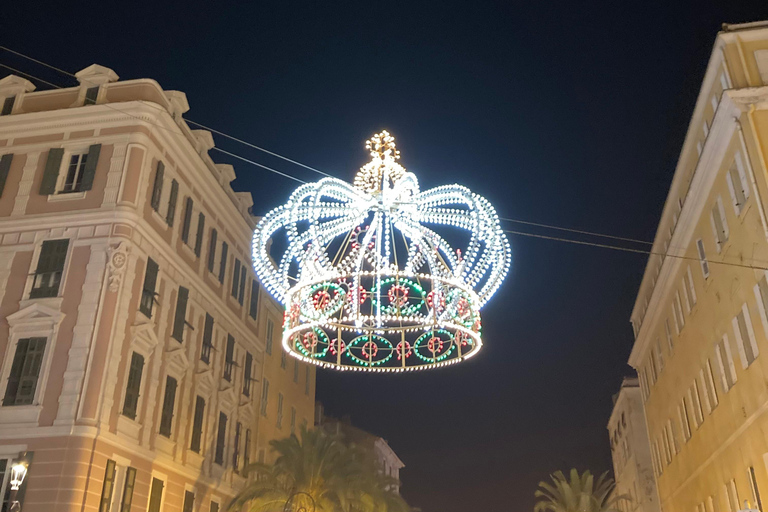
534,469,628,512
227,425,410,512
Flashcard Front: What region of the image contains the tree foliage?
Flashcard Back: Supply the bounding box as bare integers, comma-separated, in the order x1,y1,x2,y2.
534,469,628,512
228,425,410,512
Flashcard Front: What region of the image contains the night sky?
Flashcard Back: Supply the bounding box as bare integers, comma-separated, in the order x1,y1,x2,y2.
6,1,768,511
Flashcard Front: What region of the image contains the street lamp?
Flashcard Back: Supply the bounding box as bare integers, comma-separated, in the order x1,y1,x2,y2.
8,460,28,512
738,500,760,512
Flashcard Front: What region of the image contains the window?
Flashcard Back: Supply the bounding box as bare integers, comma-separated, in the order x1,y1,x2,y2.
62,153,89,193
121,352,144,420
755,275,768,337
3,337,46,406
190,396,206,453
159,376,177,437
684,267,697,311
233,422,242,472
733,304,759,368
214,412,228,465
665,319,674,352
266,319,274,355
667,419,679,454
98,459,116,512
1,96,14,116
661,426,671,464
697,239,710,278
207,229,218,273
654,338,664,374
150,161,164,212
0,153,13,198
194,213,205,257
281,349,287,370
750,466,764,512
243,352,253,396
39,146,101,195
30,239,69,299
711,197,729,251
231,259,240,298
139,258,159,318
120,467,136,512
201,313,214,363
679,399,691,441
673,292,685,332
726,154,750,215
639,369,649,401
239,272,246,306
291,407,296,435
261,379,269,416
249,280,260,319
232,259,246,304
219,242,228,284
148,477,164,512
224,335,235,382
171,286,190,342
181,197,194,244
294,360,299,383
166,179,178,226
211,502,220,512
244,429,252,469
183,491,195,512
277,393,284,428
690,381,704,427
704,360,719,410
716,335,737,391
84,86,99,105
305,366,310,396
726,480,739,512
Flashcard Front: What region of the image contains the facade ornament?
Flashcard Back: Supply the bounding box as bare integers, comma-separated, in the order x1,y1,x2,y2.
106,242,130,292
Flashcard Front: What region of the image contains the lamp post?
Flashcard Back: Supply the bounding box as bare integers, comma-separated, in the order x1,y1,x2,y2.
8,460,28,512
283,491,316,512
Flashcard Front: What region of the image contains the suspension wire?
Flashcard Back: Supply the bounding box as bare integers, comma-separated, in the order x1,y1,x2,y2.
0,45,333,179
503,228,768,272
6,46,768,274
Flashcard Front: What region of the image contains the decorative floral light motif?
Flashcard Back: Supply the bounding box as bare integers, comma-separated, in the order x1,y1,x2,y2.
252,131,511,372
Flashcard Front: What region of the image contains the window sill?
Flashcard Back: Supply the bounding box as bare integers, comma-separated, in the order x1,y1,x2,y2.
19,297,63,310
151,209,172,229
181,241,197,259
48,191,86,202
0,404,42,427
117,414,142,442
186,449,204,469
155,434,176,457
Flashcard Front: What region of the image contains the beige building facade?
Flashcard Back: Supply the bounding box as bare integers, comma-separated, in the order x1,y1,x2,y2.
0,64,315,511
608,377,660,512
629,21,768,512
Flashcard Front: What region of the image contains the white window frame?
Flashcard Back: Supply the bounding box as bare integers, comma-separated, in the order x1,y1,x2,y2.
679,399,692,441
726,151,750,216
147,471,168,512
753,273,768,339
667,419,679,454
665,319,674,352
690,381,704,427
673,292,685,333
711,196,730,252
684,267,697,311
117,324,158,441
716,334,738,392
24,238,74,301
732,304,759,369
697,239,710,279
57,149,89,195
655,338,664,374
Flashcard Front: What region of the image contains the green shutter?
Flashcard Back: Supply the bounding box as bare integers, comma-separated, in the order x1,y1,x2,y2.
159,376,177,437
207,229,218,272
181,197,193,243
249,280,259,319
194,213,205,257
243,352,253,396
183,491,195,512
150,161,164,211
215,412,227,464
219,242,228,284
4,338,29,405
172,287,188,342
99,459,117,512
166,179,178,226
35,239,69,275
40,148,64,195
80,144,101,191
120,467,136,511
122,352,144,419
232,422,242,470
201,313,214,363
0,154,13,198
16,337,46,405
190,396,205,452
238,271,246,305
231,259,240,297
140,258,159,317
148,478,164,512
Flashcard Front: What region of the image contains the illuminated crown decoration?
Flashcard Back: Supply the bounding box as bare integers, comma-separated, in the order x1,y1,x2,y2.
252,131,511,372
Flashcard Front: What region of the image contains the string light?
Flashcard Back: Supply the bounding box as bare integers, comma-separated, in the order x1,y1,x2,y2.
251,131,512,371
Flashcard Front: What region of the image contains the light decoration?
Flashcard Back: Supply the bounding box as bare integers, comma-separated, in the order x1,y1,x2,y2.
252,131,511,371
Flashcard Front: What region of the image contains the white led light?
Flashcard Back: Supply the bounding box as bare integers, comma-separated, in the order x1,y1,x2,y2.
252,131,511,371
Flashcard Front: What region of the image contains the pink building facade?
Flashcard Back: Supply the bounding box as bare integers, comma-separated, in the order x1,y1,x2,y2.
0,64,315,511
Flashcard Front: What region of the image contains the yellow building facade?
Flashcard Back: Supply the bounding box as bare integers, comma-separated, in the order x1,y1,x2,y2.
629,21,768,512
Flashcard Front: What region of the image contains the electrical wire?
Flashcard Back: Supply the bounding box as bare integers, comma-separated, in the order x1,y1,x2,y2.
499,217,652,245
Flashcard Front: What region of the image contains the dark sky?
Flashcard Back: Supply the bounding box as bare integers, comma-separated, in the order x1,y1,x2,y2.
6,1,768,511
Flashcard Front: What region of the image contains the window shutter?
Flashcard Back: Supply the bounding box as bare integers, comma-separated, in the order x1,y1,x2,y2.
219,242,228,284
201,314,214,363
207,229,218,272
4,338,30,406
243,352,253,396
0,154,13,198
84,86,99,105
215,412,228,464
159,376,177,437
166,179,179,226
40,148,64,195
249,280,259,319
244,429,251,468
36,239,69,275
148,478,164,512
16,337,46,405
140,258,159,317
172,287,189,342
190,396,205,452
150,161,164,211
99,459,117,512
183,491,195,512
194,213,205,257
232,259,241,297
121,467,136,511
80,144,101,191
122,352,144,419
233,422,242,470
181,197,193,243
238,271,246,305
0,96,14,116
